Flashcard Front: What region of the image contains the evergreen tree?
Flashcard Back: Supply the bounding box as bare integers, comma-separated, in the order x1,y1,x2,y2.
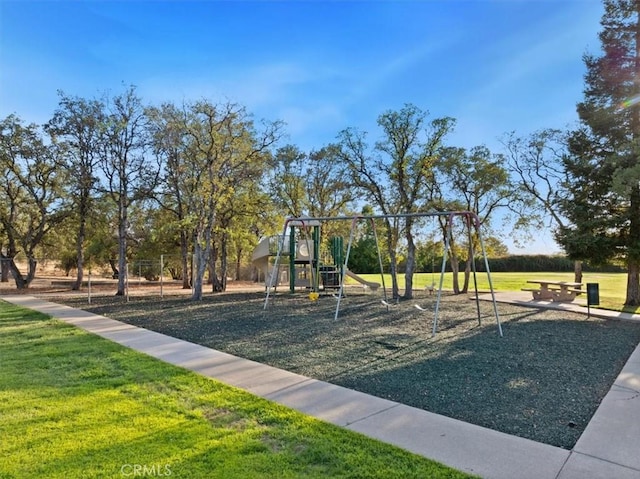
558,0,640,305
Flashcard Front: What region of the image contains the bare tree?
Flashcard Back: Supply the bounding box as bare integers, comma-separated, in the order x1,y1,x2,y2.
501,129,583,282
99,86,159,296
338,104,454,299
46,92,104,290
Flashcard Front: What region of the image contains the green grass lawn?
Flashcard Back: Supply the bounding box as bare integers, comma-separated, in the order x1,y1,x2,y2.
0,301,475,479
350,272,638,313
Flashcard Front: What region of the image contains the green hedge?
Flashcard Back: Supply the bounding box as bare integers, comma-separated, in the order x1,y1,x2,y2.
413,255,625,273
478,255,625,273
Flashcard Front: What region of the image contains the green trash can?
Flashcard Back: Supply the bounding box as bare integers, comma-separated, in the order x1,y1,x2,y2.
587,283,599,306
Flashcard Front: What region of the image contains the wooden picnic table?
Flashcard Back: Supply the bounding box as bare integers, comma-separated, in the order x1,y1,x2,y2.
522,280,583,302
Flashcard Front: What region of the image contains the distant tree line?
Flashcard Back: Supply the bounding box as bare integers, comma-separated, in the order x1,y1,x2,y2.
474,255,625,274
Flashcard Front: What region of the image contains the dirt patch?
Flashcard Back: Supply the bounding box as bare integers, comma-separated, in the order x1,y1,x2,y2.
0,275,262,296
38,288,640,449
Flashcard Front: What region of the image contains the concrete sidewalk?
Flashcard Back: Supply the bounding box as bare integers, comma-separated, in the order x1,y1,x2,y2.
3,294,640,479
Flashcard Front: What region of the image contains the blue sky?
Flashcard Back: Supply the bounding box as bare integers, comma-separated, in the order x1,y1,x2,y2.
0,0,604,253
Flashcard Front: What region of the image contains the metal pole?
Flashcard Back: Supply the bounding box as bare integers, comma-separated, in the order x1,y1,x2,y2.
313,225,320,292
300,220,316,292
432,215,452,336
335,217,359,320
474,213,503,337
264,220,290,310
289,226,296,293
371,218,388,307
88,268,92,304
467,213,483,327
160,255,164,299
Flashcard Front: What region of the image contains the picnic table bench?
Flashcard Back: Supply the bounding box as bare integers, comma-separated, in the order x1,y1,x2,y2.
522,280,583,302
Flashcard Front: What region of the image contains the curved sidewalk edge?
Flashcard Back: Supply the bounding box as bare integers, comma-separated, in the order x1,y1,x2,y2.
480,292,640,478
4,295,640,479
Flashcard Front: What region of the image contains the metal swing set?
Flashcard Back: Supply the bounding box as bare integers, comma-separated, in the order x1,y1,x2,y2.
263,210,503,337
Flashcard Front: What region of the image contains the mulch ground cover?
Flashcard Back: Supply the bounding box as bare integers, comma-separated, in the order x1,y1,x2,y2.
47,288,640,450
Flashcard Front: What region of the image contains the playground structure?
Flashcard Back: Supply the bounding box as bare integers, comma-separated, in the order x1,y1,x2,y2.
251,218,380,294
259,211,503,337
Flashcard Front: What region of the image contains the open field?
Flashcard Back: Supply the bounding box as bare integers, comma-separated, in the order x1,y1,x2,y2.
49,289,640,450
347,272,637,313
0,301,474,479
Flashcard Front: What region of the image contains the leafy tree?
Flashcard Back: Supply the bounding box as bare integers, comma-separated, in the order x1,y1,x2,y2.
268,144,307,217
46,92,105,290
557,0,640,305
99,86,159,295
211,148,276,292
438,145,512,293
180,100,282,300
0,115,70,288
83,195,120,277
146,102,193,288
227,190,267,281
305,145,357,239
128,201,182,281
483,236,510,257
338,104,454,299
266,144,356,255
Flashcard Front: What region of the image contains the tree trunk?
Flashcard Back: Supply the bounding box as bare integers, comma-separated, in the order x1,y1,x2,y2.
462,257,471,294
444,223,461,294
626,260,640,306
450,253,460,294
208,248,215,287
108,259,119,278
116,215,127,296
626,10,640,307
192,239,207,300
72,214,87,291
209,243,224,292
180,229,190,289
25,257,37,285
388,249,399,299
236,247,242,281
220,234,228,292
1,256,9,282
5,257,26,289
574,260,583,284
5,256,37,289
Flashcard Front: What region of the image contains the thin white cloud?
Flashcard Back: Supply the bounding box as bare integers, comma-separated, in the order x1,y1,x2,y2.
344,36,464,105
